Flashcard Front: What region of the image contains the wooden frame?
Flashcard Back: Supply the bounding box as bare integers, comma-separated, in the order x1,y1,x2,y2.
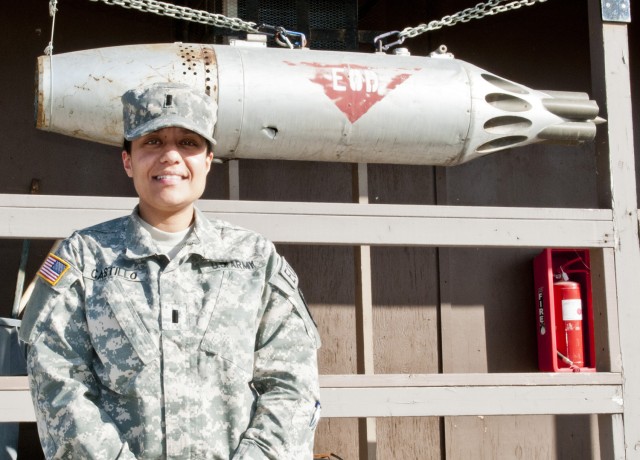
1,4,637,457
0,193,624,425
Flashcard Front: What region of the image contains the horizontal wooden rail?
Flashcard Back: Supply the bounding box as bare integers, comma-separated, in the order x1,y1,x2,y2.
319,372,623,387
321,385,622,417
0,194,614,248
320,373,624,417
1,373,624,421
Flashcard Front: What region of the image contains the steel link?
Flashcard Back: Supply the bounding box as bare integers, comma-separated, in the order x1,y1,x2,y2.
89,0,260,33
88,0,548,47
398,0,548,40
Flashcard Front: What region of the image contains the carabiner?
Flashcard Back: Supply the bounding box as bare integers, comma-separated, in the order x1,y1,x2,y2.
257,24,307,49
275,27,307,49
373,30,405,52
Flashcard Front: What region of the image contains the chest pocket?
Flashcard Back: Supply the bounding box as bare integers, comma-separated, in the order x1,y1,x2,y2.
198,268,262,382
85,278,159,393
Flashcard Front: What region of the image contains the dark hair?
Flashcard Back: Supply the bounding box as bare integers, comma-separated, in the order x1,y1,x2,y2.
123,139,132,154
122,138,213,155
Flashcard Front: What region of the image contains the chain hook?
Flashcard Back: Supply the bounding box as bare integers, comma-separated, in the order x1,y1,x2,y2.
257,24,307,49
373,30,405,53
275,27,294,49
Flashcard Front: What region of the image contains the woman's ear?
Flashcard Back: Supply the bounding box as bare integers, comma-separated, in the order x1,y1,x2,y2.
122,150,134,178
205,151,214,173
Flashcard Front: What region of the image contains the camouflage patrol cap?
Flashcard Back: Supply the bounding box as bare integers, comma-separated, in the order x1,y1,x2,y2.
121,82,217,145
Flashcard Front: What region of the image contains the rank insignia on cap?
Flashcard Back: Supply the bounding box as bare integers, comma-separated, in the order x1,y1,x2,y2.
38,253,70,286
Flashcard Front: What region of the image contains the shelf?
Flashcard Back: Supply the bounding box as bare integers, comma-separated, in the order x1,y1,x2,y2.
1,374,623,421
0,194,613,248
320,373,623,417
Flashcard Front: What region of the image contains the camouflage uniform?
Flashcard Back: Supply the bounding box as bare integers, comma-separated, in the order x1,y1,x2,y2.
19,208,321,459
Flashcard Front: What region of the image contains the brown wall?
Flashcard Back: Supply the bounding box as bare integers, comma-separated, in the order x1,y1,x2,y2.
1,0,619,458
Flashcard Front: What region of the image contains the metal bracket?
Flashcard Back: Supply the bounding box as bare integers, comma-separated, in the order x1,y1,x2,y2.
601,0,631,23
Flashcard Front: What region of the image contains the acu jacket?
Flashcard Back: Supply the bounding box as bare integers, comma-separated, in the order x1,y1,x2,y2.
19,208,321,459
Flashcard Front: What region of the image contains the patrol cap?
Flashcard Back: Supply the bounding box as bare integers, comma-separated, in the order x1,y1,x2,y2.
121,82,217,145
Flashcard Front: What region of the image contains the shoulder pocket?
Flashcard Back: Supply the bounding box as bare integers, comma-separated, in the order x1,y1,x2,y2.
290,288,322,349
19,277,77,345
20,249,81,344
268,259,321,349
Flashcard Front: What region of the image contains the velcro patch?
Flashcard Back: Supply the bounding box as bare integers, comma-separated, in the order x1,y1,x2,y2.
38,253,70,286
280,257,298,290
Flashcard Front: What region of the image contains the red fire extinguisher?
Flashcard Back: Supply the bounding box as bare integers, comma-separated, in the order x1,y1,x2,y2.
553,280,584,370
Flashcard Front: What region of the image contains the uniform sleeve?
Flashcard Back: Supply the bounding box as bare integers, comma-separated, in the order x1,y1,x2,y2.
19,242,136,460
232,254,321,460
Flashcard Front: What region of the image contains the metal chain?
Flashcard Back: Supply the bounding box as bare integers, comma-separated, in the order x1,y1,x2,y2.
88,0,261,33
400,0,549,39
89,0,548,51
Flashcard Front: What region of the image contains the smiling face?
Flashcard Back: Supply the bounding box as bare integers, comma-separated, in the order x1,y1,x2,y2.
122,127,213,231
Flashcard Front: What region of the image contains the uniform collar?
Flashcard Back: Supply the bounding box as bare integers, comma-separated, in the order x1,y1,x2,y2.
181,207,227,261
123,206,227,261
123,208,161,260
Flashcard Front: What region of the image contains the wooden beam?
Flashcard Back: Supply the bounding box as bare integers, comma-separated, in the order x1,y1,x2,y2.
321,385,623,418
2,374,623,422
0,194,614,248
588,2,640,457
224,159,240,200
0,389,34,423
3,372,622,390
352,163,377,460
0,193,613,220
590,249,622,373
319,372,623,387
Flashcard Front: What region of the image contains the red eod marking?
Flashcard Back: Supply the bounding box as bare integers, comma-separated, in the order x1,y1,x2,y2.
286,61,416,123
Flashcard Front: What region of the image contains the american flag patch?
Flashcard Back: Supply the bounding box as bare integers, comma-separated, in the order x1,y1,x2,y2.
38,253,70,286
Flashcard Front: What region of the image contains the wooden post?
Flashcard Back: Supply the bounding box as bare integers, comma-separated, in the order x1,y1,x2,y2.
352,163,377,460
225,160,240,200
588,1,640,457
